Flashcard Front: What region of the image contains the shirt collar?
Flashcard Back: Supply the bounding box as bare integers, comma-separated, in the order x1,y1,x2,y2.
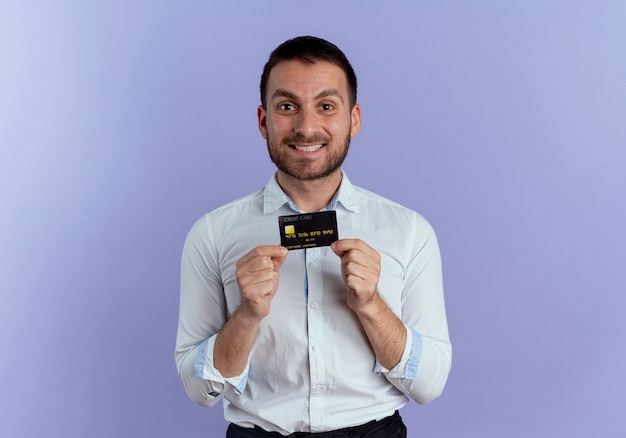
262,171,360,214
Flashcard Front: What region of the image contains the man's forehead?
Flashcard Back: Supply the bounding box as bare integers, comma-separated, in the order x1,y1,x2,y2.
267,60,349,93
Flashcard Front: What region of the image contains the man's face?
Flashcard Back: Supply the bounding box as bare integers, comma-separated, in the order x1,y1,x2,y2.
258,60,361,181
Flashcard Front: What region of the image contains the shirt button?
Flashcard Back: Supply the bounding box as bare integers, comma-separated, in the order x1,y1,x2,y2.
311,345,319,352
309,302,317,309
308,262,316,269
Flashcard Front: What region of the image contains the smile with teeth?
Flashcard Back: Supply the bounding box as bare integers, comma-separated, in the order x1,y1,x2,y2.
292,144,324,152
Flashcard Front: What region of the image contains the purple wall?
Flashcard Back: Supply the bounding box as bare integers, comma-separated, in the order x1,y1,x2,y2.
1,2,625,437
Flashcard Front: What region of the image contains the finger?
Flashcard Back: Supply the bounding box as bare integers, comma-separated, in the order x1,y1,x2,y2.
239,245,288,264
242,255,275,273
343,260,379,284
340,248,376,267
237,270,275,292
271,251,288,272
330,239,355,257
331,239,374,257
344,274,371,294
243,278,278,298
343,258,370,277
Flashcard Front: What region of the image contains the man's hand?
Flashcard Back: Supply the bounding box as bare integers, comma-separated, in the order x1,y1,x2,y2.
331,239,406,370
330,239,381,313
235,245,288,322
215,245,288,377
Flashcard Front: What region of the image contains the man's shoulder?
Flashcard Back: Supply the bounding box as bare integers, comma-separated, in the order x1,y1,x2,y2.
351,184,401,206
350,183,433,229
203,187,265,219
185,187,266,242
352,184,415,213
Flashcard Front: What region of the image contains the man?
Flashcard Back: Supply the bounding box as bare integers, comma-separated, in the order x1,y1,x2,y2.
175,36,451,437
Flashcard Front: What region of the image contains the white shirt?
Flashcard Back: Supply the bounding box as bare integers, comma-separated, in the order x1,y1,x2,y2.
175,173,451,434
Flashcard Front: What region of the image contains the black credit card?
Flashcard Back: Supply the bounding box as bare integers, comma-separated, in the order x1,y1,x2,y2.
278,211,338,250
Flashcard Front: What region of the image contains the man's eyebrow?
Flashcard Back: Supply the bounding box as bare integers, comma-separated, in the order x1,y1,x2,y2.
271,88,344,103
315,88,344,103
271,89,299,101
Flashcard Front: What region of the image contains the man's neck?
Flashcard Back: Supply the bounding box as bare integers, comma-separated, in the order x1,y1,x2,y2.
276,170,342,213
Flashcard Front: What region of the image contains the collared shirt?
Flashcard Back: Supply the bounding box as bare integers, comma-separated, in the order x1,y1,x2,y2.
175,173,451,435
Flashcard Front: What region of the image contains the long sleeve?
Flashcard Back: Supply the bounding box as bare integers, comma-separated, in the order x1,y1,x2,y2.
376,215,452,404
174,216,249,407
173,176,452,431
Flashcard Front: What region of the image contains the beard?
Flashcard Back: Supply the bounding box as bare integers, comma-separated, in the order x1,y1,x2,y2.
266,132,351,181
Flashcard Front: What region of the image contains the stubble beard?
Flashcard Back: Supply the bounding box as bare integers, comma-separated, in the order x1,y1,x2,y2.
266,132,351,182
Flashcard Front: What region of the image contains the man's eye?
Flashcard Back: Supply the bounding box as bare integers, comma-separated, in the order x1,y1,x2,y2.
279,103,295,111
321,103,334,111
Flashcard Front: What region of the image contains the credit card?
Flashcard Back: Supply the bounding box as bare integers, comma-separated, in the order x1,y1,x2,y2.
278,211,338,250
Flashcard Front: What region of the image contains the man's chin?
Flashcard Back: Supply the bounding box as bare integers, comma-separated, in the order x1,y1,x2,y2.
280,166,343,182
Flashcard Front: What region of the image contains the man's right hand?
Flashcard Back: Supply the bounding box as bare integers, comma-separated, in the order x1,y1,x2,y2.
214,245,288,378
235,245,288,322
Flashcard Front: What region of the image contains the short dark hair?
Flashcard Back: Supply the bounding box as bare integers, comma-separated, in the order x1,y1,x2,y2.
260,36,357,108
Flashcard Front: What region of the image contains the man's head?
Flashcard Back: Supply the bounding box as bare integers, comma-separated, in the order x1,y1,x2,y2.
257,36,361,184
260,36,357,109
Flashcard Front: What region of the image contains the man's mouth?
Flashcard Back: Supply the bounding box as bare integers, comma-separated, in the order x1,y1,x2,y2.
291,144,324,152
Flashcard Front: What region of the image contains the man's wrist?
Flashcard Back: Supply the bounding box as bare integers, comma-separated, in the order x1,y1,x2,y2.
353,291,386,320
231,306,264,330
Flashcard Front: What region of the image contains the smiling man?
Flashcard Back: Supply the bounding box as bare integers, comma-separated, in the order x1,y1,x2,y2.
175,36,452,438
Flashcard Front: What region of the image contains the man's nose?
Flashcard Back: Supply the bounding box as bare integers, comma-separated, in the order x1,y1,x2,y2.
294,108,318,136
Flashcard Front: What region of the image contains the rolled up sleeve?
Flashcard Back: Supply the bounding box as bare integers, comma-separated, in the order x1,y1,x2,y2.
175,216,249,406
380,216,452,404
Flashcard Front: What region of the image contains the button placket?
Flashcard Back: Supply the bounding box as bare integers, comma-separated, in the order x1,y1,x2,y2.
305,248,327,431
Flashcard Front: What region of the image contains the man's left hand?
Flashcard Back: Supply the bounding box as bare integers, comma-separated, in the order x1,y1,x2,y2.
331,239,381,313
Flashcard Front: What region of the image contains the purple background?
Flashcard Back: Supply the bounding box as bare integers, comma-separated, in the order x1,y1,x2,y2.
1,2,625,437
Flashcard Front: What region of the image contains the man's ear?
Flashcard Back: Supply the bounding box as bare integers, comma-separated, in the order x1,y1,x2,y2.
258,105,268,139
350,103,362,138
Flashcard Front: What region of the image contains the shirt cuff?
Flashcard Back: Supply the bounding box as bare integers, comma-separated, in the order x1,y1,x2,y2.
373,326,423,379
194,336,249,397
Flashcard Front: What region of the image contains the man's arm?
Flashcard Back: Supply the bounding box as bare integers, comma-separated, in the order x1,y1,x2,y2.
331,230,451,405
331,239,406,370
214,246,288,377
175,217,230,407
175,216,287,406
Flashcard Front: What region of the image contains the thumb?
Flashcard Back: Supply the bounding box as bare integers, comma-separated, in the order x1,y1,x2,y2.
330,241,347,258
271,246,289,272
